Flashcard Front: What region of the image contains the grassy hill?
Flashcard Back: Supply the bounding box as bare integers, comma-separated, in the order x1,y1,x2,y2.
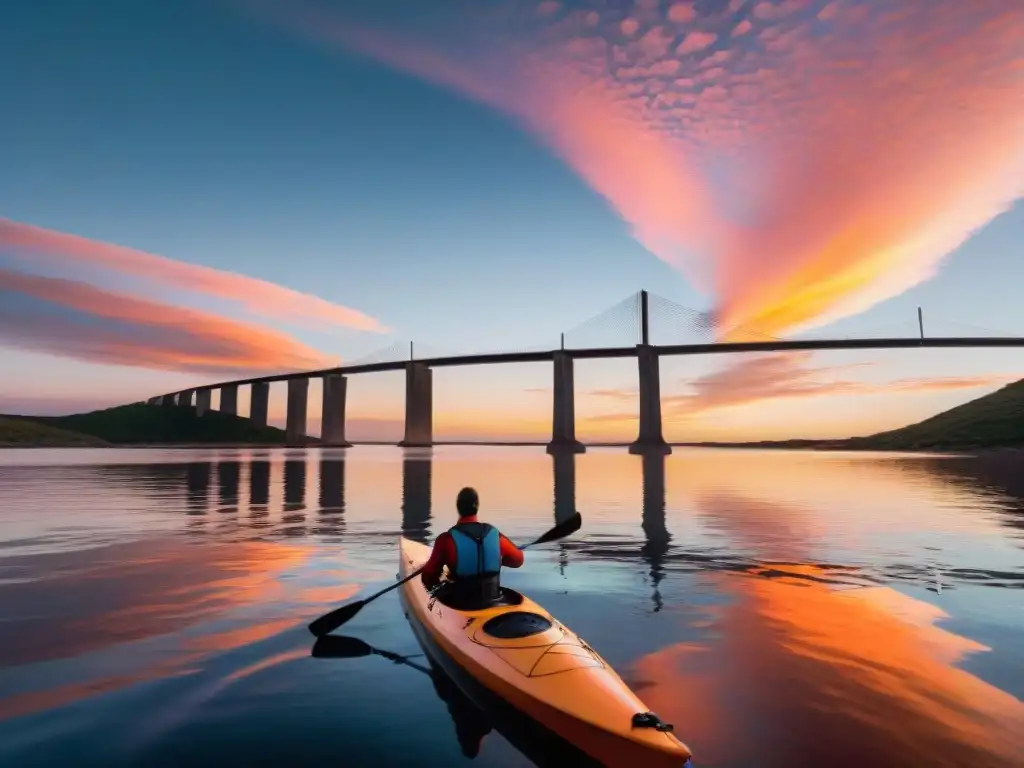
0,415,111,447
5,378,1022,451
844,378,1024,452
5,403,301,446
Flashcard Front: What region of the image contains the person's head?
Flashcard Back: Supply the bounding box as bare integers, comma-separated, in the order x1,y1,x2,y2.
456,487,479,518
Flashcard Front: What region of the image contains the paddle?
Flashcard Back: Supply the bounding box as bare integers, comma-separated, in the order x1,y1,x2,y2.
311,635,432,675
307,511,583,637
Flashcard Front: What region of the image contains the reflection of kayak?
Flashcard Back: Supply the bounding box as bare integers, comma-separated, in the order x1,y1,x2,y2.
423,645,596,766
398,537,694,767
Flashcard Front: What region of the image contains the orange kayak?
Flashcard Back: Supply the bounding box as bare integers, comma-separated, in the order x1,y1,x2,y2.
397,537,694,767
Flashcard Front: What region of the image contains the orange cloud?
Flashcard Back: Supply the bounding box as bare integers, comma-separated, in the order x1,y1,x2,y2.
0,267,335,375
586,351,1018,422
0,218,386,333
252,1,1024,339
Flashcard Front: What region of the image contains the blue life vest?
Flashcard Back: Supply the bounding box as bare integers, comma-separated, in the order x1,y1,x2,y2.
450,523,501,578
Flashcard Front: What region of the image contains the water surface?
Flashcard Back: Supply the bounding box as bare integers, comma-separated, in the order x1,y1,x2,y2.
1,446,1022,767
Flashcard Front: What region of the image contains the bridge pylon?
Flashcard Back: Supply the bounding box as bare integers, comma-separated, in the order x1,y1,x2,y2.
629,291,671,456
546,350,585,455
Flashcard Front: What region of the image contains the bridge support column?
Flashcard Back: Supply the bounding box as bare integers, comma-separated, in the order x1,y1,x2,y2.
321,374,352,447
160,395,174,407
286,378,309,446
178,390,195,407
398,363,433,448
629,345,671,455
219,384,238,415
250,382,269,426
196,389,211,416
147,397,159,406
546,351,585,455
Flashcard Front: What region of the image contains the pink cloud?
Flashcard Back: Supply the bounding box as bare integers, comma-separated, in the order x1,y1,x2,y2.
536,1,561,18
250,0,1024,344
0,219,386,333
0,267,334,375
731,19,753,36
676,31,718,55
667,3,697,24
817,2,840,20
637,25,676,59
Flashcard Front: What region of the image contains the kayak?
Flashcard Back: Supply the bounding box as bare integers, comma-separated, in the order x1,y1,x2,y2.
397,537,694,767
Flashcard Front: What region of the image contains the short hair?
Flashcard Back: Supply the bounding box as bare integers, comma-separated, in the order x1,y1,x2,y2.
456,486,479,517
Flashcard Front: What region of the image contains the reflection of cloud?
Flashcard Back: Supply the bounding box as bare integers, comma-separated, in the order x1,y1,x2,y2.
253,1,1024,339
0,218,385,332
621,489,1024,765
0,536,307,669
0,655,210,724
631,570,1024,766
0,536,315,721
586,352,1018,422
0,267,335,375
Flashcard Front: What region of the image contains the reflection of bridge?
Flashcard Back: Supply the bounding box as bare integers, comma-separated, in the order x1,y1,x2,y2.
149,290,1024,455
171,449,670,611
89,448,1024,612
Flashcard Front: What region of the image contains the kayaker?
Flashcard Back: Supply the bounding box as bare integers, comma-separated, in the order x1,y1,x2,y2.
420,487,524,608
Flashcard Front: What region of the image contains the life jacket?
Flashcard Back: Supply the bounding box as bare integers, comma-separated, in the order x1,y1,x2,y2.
446,522,501,607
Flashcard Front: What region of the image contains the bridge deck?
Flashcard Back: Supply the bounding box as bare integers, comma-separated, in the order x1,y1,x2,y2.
165,336,1024,396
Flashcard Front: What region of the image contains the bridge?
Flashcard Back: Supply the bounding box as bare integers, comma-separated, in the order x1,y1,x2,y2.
147,290,1024,455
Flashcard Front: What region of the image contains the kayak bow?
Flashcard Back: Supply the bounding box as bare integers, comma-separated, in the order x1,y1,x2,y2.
397,537,693,768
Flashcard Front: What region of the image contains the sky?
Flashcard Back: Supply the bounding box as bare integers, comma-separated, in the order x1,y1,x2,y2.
1,0,1023,443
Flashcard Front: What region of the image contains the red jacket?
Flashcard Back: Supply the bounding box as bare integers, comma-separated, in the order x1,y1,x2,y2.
421,515,524,588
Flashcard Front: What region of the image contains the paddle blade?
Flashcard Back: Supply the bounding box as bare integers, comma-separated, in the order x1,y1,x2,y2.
311,635,374,659
529,512,582,547
308,599,365,637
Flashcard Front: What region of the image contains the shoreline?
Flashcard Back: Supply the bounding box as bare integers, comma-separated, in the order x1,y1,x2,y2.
2,440,1021,457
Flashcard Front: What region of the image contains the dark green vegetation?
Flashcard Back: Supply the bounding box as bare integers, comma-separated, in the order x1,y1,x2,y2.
0,415,110,447
1,404,302,447
844,378,1024,451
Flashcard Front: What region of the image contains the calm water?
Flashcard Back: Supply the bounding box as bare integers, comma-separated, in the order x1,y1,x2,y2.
1,446,1023,767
